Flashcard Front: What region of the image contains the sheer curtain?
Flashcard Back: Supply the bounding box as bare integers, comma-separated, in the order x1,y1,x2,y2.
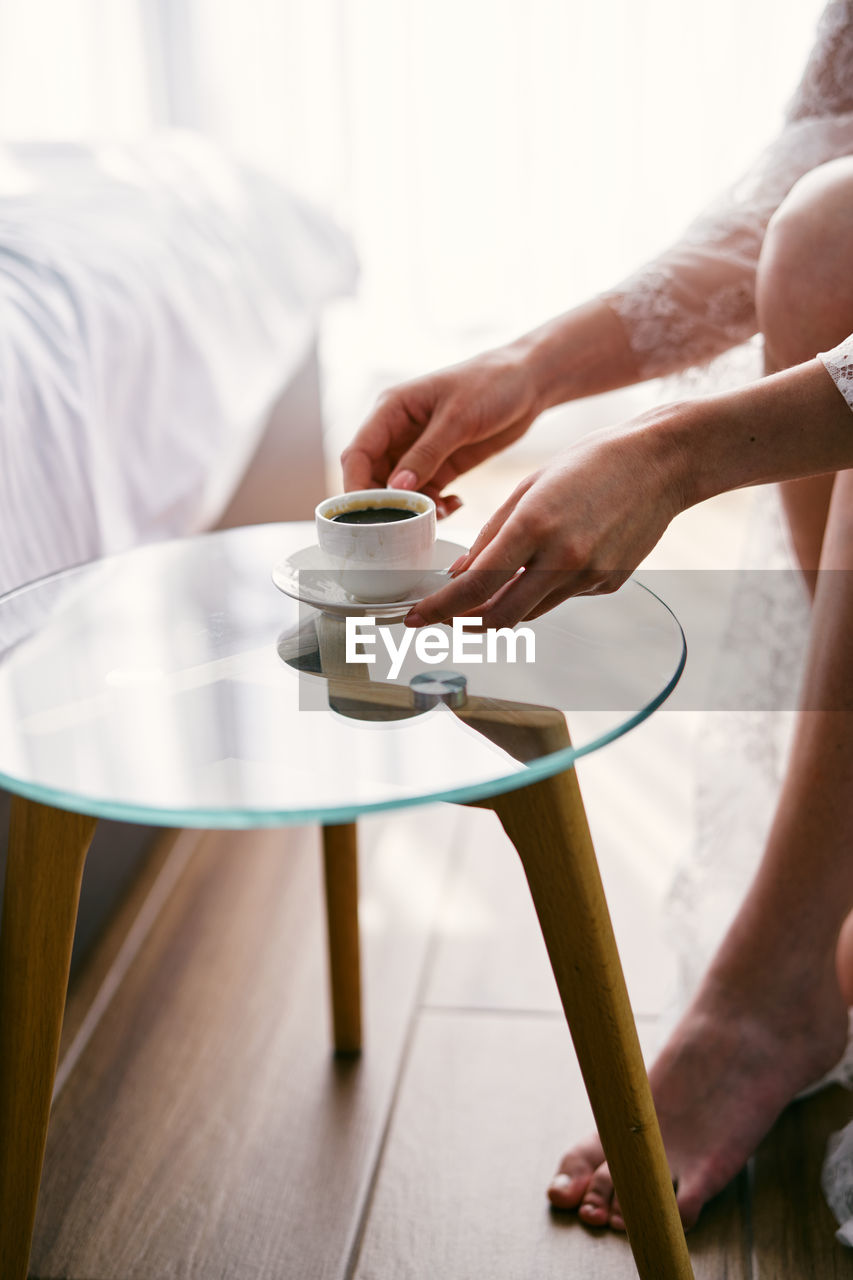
0,0,828,424
0,0,152,137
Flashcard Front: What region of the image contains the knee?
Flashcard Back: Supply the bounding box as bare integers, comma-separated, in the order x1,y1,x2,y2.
756,156,853,369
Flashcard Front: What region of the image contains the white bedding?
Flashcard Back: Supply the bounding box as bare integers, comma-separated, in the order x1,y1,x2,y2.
0,133,356,594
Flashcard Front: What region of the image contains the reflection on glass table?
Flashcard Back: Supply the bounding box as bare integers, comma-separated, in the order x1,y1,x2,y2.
0,522,693,1280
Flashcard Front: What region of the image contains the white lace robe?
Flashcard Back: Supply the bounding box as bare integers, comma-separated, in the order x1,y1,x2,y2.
602,0,853,1246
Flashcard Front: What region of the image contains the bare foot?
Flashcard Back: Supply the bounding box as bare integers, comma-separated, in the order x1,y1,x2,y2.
547,958,850,1230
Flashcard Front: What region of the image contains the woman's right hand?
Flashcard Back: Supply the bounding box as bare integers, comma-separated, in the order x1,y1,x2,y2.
340,341,545,514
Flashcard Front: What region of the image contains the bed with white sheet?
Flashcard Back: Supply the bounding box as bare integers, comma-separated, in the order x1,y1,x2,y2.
0,132,356,595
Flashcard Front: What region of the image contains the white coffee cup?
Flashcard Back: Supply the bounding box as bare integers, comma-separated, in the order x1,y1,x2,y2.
315,488,436,602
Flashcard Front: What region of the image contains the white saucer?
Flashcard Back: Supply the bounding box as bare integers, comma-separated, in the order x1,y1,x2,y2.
272,539,467,619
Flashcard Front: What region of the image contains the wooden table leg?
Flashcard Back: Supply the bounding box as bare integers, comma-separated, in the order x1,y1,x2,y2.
489,770,694,1280
0,796,96,1280
321,822,362,1055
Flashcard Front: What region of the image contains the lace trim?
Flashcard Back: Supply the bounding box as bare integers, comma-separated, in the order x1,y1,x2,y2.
605,271,756,379
787,1,853,122
819,334,853,410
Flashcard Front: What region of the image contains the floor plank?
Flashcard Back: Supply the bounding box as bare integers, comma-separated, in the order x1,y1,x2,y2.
31,806,466,1280
751,1084,853,1279
352,1010,749,1280
55,827,200,1095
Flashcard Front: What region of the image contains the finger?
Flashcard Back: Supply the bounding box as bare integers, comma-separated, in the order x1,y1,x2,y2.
448,549,470,575
341,411,396,490
520,579,595,621
341,391,425,491
448,571,533,626
436,419,531,485
387,402,481,491
405,527,535,626
424,420,533,497
435,494,463,520
450,477,539,579
463,564,628,628
341,445,383,491
418,462,465,497
520,569,632,621
404,564,520,627
521,584,579,621
478,563,614,625
406,478,549,624
418,482,461,515
474,566,576,630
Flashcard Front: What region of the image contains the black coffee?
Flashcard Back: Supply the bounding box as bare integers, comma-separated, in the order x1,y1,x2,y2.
331,506,417,525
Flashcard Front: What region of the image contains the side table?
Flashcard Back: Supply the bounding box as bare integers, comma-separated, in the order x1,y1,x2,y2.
0,522,691,1279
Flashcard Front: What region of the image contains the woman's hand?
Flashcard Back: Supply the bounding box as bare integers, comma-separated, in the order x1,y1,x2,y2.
341,342,546,517
404,407,689,629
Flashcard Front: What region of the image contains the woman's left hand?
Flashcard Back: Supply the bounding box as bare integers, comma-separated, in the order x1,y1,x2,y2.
405,407,688,630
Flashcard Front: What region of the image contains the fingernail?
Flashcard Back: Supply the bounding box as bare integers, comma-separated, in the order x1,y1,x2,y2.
550,1174,572,1190
448,554,468,574
404,611,425,628
389,469,417,490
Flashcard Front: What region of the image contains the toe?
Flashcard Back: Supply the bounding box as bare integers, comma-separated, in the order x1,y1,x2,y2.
578,1161,615,1228
548,1170,591,1210
674,1174,705,1230
547,1136,605,1210
609,1192,626,1232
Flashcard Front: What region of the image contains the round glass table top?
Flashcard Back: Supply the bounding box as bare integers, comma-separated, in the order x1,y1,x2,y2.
0,523,686,827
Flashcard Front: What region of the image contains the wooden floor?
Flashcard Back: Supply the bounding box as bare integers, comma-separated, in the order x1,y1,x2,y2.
28,703,853,1278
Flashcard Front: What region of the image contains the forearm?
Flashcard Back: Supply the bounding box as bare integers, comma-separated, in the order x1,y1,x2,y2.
667,358,853,508
509,298,644,412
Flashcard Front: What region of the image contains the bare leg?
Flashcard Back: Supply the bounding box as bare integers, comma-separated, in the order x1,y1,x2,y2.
550,157,853,1229
760,163,853,994
762,157,853,599
551,487,853,1226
